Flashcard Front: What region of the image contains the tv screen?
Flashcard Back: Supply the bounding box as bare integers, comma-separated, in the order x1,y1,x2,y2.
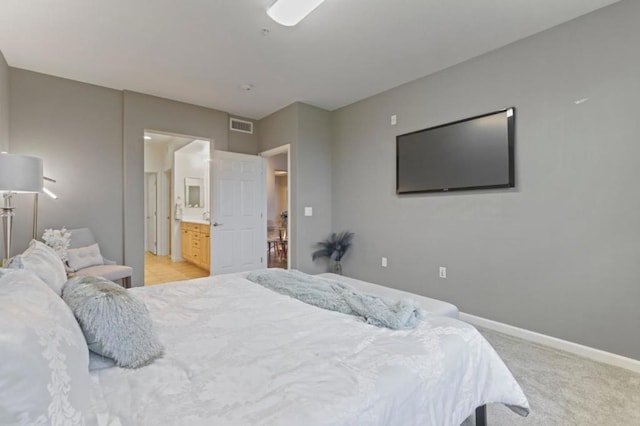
396,108,515,194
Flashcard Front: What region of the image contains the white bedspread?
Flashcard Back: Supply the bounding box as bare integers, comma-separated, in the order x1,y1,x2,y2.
90,274,529,426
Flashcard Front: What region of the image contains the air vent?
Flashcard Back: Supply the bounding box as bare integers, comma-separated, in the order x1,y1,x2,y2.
230,118,254,134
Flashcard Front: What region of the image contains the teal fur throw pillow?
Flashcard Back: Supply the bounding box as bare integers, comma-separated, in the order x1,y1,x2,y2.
62,276,163,368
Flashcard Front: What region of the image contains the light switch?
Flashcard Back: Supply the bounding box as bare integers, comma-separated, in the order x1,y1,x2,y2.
381,257,388,267
304,207,313,217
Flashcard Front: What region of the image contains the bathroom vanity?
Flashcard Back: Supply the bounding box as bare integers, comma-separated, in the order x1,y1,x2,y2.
181,220,211,271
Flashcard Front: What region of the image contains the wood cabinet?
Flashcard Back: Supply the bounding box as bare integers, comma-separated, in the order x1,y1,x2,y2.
181,222,211,271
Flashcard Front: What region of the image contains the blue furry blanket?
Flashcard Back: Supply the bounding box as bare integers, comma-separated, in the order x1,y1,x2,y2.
246,269,424,330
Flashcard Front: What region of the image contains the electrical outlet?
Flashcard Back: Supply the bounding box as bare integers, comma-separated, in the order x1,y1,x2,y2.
391,114,397,126
439,266,447,279
381,257,388,267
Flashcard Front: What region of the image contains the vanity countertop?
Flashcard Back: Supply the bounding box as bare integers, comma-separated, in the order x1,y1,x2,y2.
181,219,211,225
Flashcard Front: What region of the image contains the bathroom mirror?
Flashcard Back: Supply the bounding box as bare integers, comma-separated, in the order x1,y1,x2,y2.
185,177,203,208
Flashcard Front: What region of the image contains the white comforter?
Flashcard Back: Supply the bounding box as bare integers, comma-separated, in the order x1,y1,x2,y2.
90,274,529,426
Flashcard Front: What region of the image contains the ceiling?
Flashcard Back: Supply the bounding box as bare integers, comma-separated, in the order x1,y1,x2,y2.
0,0,620,119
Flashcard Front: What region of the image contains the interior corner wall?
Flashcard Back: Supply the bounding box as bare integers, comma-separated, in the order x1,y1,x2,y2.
0,49,10,151
258,102,332,274
259,103,299,267
123,91,229,286
296,103,332,273
331,0,640,360
9,68,124,261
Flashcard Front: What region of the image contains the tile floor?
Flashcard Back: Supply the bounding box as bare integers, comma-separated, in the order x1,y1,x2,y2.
144,252,209,286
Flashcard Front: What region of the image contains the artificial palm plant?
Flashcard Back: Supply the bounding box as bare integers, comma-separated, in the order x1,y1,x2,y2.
311,231,354,275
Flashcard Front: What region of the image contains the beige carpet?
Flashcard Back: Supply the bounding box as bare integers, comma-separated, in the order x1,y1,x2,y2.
461,328,640,425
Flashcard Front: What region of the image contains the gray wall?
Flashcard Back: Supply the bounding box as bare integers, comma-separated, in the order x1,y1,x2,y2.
9,69,124,261
296,104,332,273
331,1,640,360
228,115,259,155
123,91,230,285
8,71,254,285
0,49,9,151
259,103,332,273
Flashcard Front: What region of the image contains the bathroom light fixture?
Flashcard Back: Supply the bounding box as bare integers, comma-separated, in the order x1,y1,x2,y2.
267,0,326,26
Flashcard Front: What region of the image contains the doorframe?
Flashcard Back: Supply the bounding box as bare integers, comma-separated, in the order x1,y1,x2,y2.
143,129,213,280
259,144,291,270
162,168,172,256
144,172,159,255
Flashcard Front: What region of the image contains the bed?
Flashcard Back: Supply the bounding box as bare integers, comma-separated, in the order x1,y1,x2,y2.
89,272,528,425
1,245,529,426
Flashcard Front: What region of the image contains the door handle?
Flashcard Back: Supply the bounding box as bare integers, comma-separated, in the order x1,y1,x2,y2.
213,222,223,227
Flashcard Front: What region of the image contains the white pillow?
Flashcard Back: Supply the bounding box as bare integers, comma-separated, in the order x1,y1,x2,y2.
8,239,67,296
0,269,92,425
67,243,104,272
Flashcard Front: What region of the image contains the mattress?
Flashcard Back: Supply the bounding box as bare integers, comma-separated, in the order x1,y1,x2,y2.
90,273,528,425
317,273,460,319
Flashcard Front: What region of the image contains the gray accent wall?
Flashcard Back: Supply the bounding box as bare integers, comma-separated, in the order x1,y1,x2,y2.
9,69,124,261
0,49,9,151
259,103,332,273
331,1,640,360
8,72,253,285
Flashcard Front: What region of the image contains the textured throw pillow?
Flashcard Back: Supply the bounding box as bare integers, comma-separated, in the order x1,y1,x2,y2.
0,269,92,425
8,239,67,296
66,243,104,272
62,276,164,368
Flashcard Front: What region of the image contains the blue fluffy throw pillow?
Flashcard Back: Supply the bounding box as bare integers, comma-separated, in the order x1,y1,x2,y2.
62,276,163,368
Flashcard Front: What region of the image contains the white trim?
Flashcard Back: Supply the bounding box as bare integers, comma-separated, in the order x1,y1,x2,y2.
259,144,290,157
259,144,291,270
460,312,640,374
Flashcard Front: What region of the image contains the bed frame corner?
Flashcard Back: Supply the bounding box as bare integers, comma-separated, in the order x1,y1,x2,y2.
475,404,487,426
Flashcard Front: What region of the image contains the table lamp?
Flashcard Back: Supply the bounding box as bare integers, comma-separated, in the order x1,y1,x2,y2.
0,153,44,265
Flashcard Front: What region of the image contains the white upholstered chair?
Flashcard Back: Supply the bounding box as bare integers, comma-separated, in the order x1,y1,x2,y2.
67,228,132,288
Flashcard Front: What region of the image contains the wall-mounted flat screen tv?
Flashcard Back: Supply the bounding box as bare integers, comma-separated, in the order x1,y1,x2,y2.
396,108,515,194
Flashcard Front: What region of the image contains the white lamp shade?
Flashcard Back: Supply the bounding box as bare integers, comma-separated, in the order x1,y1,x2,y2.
0,154,44,193
267,0,326,26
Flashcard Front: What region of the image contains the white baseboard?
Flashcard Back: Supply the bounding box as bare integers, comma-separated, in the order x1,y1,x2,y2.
459,312,640,374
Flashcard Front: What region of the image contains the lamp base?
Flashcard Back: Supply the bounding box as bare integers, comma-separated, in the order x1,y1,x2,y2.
1,193,15,265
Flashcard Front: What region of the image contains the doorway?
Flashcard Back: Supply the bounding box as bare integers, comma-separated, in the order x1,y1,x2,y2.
260,145,291,269
143,131,210,285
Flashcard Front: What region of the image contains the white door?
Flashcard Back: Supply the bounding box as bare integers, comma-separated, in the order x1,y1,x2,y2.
211,151,266,274
146,173,158,255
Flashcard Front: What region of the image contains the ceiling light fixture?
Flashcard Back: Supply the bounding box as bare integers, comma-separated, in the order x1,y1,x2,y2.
267,0,327,27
